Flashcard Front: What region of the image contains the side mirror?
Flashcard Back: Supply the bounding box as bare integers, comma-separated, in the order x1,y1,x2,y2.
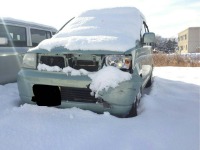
0,37,8,45
143,32,155,45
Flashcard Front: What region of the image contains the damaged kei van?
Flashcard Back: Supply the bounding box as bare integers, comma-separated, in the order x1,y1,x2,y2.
17,7,155,117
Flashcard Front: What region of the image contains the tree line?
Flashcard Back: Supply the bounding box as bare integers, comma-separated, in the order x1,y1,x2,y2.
154,35,178,53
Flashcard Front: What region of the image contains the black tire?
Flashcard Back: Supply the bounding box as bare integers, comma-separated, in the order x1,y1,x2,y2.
127,88,141,117
145,73,153,88
126,100,137,117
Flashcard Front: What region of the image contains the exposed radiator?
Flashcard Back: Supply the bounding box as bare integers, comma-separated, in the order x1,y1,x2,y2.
60,87,97,103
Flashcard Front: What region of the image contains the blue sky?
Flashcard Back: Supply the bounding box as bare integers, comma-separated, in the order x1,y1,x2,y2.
1,0,200,38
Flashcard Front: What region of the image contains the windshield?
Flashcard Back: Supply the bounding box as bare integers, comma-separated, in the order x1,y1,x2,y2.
56,7,142,39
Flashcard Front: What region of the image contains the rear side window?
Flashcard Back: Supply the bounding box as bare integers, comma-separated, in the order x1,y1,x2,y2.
0,24,27,47
30,29,51,47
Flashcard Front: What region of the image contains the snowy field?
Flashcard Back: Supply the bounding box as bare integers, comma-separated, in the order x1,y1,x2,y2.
0,67,199,150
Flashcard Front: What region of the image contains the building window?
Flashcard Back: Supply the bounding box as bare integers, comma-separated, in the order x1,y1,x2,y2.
185,34,187,40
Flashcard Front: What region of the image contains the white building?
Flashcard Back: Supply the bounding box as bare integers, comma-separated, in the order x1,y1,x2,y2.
178,27,200,53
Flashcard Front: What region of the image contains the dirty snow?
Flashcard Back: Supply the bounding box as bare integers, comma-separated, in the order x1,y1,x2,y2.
0,67,199,150
30,7,142,52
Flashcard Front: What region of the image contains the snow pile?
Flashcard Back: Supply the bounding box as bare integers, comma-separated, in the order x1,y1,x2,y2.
30,7,142,52
38,63,89,75
88,66,132,97
37,63,62,72
37,63,132,97
0,67,199,150
62,66,89,76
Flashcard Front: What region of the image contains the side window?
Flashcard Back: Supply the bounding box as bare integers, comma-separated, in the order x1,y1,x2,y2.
0,24,27,47
30,29,52,47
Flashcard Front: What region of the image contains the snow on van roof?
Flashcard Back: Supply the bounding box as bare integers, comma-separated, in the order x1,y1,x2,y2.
32,7,144,52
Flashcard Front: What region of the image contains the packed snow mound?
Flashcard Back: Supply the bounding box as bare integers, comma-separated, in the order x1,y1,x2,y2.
31,7,143,52
88,66,132,97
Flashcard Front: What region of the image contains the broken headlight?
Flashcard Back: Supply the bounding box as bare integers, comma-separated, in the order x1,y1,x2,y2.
105,55,131,69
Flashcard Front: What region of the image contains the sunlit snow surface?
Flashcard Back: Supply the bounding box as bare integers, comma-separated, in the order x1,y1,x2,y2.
0,67,199,150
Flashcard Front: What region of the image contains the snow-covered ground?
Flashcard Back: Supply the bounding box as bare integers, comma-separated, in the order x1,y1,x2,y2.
0,67,199,150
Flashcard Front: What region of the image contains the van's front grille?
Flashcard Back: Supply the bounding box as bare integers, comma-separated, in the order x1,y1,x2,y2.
60,87,97,103
39,55,100,71
73,60,99,71
40,56,65,68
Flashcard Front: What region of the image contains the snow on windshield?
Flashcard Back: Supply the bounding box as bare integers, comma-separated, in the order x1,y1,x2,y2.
32,7,143,52
37,63,132,97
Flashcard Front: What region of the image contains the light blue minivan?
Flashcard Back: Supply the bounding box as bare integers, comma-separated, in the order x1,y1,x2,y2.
0,18,57,84
17,7,155,117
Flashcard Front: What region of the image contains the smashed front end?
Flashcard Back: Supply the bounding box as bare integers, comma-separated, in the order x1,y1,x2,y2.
17,50,142,117
17,7,144,117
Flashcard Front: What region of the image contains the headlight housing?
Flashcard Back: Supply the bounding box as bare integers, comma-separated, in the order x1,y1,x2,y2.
22,53,37,69
105,55,131,70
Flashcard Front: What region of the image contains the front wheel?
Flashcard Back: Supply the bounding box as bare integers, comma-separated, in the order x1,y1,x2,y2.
145,73,153,88
127,88,142,117
127,100,137,117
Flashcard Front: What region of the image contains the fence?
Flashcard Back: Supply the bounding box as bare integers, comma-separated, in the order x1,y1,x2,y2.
153,53,200,67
